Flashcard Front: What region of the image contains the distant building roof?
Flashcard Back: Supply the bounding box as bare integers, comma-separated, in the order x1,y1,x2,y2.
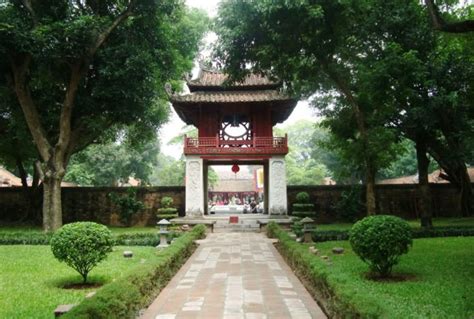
210,179,256,192
378,168,474,184
209,169,256,192
0,166,22,187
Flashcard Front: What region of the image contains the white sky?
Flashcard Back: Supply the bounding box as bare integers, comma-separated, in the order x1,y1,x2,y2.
159,0,318,159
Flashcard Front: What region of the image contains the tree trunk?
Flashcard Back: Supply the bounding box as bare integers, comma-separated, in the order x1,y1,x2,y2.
416,142,433,228
42,172,63,232
366,164,376,215
455,166,472,217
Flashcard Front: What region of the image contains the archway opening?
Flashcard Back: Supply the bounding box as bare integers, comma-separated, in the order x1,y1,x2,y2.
206,163,267,215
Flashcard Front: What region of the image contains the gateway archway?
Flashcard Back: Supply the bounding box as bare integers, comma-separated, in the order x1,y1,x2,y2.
206,163,266,215
170,67,296,218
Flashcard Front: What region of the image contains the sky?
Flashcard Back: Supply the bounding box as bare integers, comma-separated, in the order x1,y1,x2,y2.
159,0,319,159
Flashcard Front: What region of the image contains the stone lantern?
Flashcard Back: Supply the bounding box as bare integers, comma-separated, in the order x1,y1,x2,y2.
300,217,315,243
156,219,171,249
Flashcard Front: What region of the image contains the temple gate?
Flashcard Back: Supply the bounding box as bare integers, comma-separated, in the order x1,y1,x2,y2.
170,68,296,218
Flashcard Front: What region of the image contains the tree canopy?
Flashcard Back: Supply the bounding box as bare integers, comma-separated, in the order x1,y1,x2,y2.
214,0,473,218
0,0,208,230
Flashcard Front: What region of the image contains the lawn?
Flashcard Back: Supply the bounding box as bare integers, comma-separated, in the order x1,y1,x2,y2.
0,245,159,319
310,237,474,318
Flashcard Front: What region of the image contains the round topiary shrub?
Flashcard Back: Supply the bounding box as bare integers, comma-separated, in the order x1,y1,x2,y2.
295,191,310,203
349,215,412,277
51,222,114,283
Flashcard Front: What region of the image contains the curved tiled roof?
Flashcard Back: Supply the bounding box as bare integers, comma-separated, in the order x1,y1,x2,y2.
188,69,277,88
171,90,291,103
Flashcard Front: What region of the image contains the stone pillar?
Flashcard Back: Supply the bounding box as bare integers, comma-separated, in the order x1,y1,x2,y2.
185,155,204,218
268,156,287,215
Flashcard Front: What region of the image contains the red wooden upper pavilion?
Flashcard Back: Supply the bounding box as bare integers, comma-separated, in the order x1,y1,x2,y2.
171,68,297,159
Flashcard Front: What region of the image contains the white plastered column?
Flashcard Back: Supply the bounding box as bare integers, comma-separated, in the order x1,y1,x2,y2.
268,156,287,215
185,155,204,218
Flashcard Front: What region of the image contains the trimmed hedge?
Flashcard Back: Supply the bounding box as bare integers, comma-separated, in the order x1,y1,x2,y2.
312,226,474,242
62,224,206,319
267,222,358,317
0,232,181,246
0,232,52,245
1,225,472,246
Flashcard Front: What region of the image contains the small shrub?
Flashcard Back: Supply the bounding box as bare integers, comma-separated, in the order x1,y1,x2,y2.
349,215,412,277
157,196,178,220
295,191,310,203
292,192,316,218
63,225,206,319
51,222,113,283
109,188,145,226
290,217,304,237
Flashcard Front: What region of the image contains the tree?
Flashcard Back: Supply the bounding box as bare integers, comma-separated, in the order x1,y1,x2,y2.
0,1,208,231
150,154,186,186
275,120,329,185
425,0,474,33
215,0,473,220
345,0,473,218
215,0,395,215
64,140,160,186
0,95,42,221
379,139,438,180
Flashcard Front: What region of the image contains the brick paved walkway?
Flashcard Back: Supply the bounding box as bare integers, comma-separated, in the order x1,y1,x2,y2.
141,232,326,319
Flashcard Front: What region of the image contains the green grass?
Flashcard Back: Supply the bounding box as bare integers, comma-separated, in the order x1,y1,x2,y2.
309,237,474,318
0,245,158,319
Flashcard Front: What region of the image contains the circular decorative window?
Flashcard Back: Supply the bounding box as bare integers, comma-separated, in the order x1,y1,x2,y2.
219,117,252,147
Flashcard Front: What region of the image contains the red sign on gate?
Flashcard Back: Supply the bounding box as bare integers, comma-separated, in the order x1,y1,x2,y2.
229,216,239,224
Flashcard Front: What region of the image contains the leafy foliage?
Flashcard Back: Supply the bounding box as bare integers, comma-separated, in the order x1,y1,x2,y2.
62,225,206,319
50,222,113,283
214,0,474,217
292,191,317,218
65,141,160,186
268,222,474,318
109,188,145,226
157,196,178,219
0,0,209,230
295,192,310,203
275,120,329,185
333,187,365,222
349,216,413,277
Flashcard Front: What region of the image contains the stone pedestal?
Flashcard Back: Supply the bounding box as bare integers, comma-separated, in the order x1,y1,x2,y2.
185,156,204,217
268,156,287,215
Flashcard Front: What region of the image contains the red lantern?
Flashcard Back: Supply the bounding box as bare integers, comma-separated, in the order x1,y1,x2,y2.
231,163,240,174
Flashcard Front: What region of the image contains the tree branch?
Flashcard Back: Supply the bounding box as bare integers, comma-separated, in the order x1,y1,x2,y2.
21,0,38,25
87,0,137,58
425,0,474,33
10,55,52,162
56,62,87,162
56,1,136,164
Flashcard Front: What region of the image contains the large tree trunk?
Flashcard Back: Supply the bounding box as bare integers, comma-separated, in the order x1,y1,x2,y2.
450,165,473,217
366,164,376,215
430,147,472,216
416,142,433,228
42,171,63,232
322,64,377,215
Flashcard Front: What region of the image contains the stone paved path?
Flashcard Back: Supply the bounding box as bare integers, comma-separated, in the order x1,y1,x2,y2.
141,233,326,319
